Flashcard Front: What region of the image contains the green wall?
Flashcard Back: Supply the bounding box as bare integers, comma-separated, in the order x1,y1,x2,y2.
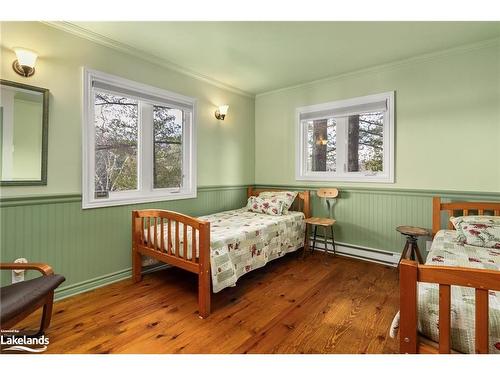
255,40,500,192
0,21,255,197
254,40,500,258
0,22,254,295
1,23,500,299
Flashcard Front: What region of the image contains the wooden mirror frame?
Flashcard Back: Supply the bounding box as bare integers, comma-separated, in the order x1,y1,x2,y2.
0,79,49,186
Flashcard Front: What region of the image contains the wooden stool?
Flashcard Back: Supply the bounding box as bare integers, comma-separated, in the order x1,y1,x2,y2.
396,225,429,266
304,217,336,257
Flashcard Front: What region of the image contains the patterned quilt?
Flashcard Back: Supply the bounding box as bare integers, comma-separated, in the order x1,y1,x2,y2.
143,208,305,293
418,230,500,353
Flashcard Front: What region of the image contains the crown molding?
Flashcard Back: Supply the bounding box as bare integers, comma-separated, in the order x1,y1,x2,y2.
42,21,255,98
256,36,500,98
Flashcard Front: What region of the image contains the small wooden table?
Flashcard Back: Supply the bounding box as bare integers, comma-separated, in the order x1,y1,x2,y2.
396,225,430,266
304,217,336,257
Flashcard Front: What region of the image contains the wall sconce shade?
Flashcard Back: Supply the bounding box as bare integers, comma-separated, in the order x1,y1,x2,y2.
12,48,38,77
215,105,229,120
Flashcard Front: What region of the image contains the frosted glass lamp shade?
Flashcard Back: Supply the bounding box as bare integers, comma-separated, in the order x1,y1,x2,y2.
12,48,38,77
215,105,229,120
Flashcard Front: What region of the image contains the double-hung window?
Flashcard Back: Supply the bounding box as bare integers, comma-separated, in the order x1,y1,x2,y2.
82,68,196,208
296,91,394,183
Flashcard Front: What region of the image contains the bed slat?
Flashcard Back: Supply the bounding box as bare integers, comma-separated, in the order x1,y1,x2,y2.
192,229,197,263
475,289,489,354
183,224,188,260
478,209,484,215
175,221,180,258
147,218,152,248
495,210,499,216
167,220,172,255
154,218,158,250
438,284,451,353
160,218,165,252
463,209,469,216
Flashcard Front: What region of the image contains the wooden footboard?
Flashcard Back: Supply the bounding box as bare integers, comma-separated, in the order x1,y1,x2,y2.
400,259,500,354
131,210,211,318
400,196,500,354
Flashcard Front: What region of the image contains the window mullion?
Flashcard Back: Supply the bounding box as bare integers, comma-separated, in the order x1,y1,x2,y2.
335,117,347,176
140,102,153,193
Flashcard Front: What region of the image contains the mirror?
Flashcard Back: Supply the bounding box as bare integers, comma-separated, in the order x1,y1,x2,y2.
0,79,49,186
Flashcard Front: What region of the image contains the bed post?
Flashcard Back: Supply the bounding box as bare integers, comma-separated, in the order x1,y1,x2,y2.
247,186,254,198
432,197,441,238
302,191,311,254
198,220,211,318
303,190,311,218
400,259,418,353
132,211,142,283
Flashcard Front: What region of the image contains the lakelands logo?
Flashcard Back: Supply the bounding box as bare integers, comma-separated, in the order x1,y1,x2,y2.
1,330,49,353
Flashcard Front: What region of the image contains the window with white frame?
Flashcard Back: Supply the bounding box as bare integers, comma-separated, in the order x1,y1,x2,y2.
296,91,394,183
82,68,196,208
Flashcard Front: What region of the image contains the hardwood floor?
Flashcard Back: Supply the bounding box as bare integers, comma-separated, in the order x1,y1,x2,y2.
17,253,400,354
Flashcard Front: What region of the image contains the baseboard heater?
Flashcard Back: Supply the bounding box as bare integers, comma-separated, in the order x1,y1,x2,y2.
308,237,400,267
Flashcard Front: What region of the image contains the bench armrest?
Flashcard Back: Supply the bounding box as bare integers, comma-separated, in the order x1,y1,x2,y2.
0,263,54,276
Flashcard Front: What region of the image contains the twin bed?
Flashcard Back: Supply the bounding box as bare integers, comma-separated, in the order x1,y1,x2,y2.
131,187,310,318
399,197,500,354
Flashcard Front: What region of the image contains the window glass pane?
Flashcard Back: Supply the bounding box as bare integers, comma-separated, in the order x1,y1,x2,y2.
347,112,384,173
94,91,138,196
306,118,336,172
153,105,183,189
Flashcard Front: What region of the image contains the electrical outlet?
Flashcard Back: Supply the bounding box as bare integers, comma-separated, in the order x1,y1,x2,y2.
12,258,28,284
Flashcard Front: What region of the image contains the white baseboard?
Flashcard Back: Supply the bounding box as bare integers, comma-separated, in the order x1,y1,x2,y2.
308,237,400,267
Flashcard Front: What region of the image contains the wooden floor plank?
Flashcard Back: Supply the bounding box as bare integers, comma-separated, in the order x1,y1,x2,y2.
16,253,400,354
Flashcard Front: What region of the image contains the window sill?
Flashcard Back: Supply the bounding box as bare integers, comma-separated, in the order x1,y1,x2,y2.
82,190,197,209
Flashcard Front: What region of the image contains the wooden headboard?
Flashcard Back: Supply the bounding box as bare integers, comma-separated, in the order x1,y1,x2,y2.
432,196,500,236
247,187,310,218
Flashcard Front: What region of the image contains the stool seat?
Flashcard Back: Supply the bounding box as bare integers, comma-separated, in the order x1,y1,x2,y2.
396,225,429,237
396,225,430,266
305,217,336,226
304,217,336,259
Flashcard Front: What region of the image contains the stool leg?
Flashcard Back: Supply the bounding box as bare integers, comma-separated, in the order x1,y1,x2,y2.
398,240,410,268
323,226,328,258
312,225,318,254
408,237,418,262
330,225,336,256
414,242,424,264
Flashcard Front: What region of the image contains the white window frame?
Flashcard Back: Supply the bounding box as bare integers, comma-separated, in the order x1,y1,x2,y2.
295,91,394,183
82,68,197,209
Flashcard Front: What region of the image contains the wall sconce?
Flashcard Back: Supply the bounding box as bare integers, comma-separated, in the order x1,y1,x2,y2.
215,105,229,120
12,48,38,77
